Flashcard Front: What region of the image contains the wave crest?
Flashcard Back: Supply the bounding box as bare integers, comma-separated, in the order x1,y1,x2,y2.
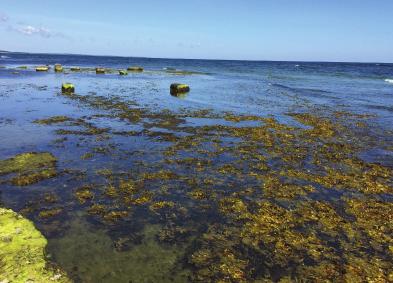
385,79,393,84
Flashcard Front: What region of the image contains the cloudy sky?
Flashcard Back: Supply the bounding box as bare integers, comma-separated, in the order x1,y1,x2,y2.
1,0,393,62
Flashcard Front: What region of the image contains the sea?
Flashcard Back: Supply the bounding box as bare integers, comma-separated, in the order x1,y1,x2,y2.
0,52,392,282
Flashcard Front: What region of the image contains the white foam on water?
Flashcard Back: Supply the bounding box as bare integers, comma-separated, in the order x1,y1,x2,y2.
1,55,10,59
385,79,393,84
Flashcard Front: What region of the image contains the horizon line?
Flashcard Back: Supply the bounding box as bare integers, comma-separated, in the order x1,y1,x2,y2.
1,49,392,65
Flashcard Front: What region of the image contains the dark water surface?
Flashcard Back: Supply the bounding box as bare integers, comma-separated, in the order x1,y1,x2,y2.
1,52,392,282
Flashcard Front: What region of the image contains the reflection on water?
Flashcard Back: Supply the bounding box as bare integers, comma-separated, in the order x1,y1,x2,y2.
0,54,392,282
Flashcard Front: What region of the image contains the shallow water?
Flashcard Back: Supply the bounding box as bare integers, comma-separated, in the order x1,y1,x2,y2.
1,52,392,282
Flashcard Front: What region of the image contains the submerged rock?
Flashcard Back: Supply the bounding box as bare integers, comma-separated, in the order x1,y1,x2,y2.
61,83,75,94
0,208,70,282
119,70,128,75
127,66,143,72
170,83,190,96
96,67,106,74
54,64,63,73
36,66,49,72
0,152,57,186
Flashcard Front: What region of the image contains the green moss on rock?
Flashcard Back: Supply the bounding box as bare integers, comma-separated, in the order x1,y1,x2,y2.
54,64,63,73
96,67,105,74
61,83,75,94
0,207,70,282
36,66,49,72
170,84,190,96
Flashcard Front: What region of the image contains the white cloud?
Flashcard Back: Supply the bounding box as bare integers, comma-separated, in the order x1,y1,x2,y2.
16,25,51,37
0,12,8,22
10,24,66,39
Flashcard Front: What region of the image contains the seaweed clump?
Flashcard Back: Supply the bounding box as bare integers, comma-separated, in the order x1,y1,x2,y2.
34,115,73,125
0,152,57,186
0,207,70,282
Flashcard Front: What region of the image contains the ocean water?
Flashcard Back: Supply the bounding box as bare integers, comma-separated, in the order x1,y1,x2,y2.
0,52,392,282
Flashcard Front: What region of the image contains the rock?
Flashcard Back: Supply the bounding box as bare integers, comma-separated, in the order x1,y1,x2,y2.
119,70,128,75
127,66,143,72
36,66,49,72
170,83,190,96
54,64,63,73
96,67,105,74
61,83,75,94
0,208,71,282
70,67,80,72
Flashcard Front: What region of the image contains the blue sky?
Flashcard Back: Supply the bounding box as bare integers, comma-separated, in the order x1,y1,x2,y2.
1,0,393,62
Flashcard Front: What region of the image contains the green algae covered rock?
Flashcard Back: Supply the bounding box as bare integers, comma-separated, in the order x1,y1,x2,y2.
127,66,143,72
0,152,57,186
54,64,63,73
96,67,105,74
36,66,49,72
0,208,70,282
61,83,75,94
170,83,190,96
119,70,128,75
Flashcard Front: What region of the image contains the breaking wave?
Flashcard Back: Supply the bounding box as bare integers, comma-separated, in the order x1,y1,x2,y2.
385,79,393,84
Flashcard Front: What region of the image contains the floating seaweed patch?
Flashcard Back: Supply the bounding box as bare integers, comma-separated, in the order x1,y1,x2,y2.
0,152,57,186
75,185,94,204
34,115,73,125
